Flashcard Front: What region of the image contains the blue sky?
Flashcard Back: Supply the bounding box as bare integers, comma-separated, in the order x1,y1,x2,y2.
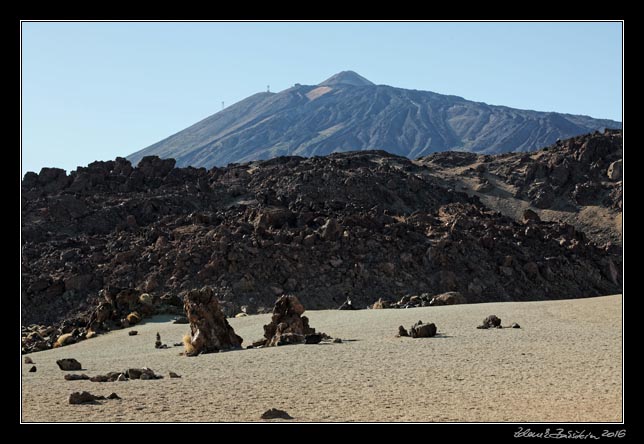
21,21,622,175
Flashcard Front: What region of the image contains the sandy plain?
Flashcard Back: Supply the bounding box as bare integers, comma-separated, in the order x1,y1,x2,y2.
21,294,622,423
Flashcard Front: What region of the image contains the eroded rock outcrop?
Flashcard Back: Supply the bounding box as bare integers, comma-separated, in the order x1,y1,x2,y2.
183,287,243,355
253,295,320,347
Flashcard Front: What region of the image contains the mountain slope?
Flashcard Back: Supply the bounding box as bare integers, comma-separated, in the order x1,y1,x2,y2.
127,71,621,168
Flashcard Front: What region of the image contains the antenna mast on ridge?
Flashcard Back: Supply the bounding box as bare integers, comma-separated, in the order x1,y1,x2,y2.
267,85,270,93
221,101,225,110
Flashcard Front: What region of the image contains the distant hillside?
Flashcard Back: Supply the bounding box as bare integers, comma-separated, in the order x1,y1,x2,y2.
127,70,621,168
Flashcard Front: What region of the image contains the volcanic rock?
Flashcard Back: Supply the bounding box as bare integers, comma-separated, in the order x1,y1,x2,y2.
21,131,622,355
69,391,102,404
64,374,90,381
478,315,502,329
260,408,293,420
56,359,82,371
607,159,622,181
183,287,243,355
429,291,466,306
409,321,437,338
304,333,322,344
256,295,321,347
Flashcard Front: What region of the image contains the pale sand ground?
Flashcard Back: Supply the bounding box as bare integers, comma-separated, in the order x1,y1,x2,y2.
21,295,622,423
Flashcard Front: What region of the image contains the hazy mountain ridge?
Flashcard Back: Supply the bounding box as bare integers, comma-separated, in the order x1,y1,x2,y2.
127,71,621,168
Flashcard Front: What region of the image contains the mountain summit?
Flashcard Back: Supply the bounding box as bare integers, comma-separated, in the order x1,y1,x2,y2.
127,71,621,168
318,70,375,87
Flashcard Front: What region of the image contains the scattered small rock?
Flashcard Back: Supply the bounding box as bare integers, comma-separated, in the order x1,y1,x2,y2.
172,316,189,324
128,330,138,336
64,374,90,381
173,342,183,347
261,408,293,420
127,367,163,380
90,375,109,382
24,357,34,364
371,298,389,309
169,371,181,378
107,392,121,400
29,365,37,372
477,315,502,329
429,291,466,306
333,338,343,343
56,358,82,371
116,373,127,381
397,325,409,337
69,391,101,405
304,333,322,344
511,323,521,329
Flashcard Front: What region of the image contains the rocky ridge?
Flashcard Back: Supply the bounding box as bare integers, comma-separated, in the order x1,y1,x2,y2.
21,131,622,353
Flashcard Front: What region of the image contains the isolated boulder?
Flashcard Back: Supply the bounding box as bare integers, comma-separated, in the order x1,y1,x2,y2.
69,391,103,404
409,321,437,338
183,287,243,355
477,315,502,329
56,358,82,371
261,408,293,420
